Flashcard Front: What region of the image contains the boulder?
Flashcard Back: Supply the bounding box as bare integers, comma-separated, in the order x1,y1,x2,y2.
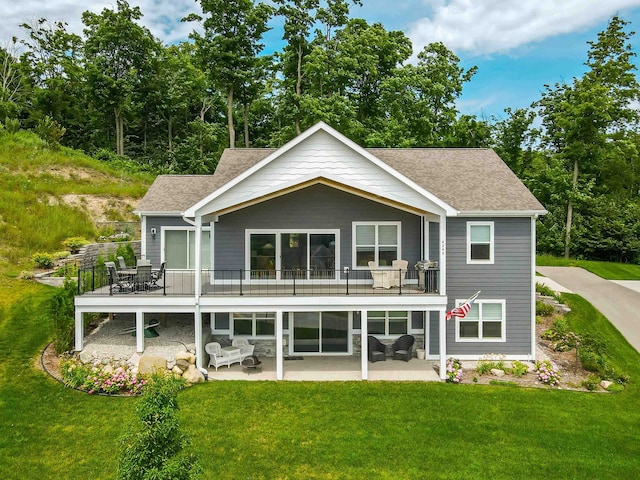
172,365,184,375
176,351,196,364
127,353,141,367
176,359,191,371
138,355,167,375
600,380,613,390
79,350,93,364
490,368,505,377
102,364,114,375
182,364,205,384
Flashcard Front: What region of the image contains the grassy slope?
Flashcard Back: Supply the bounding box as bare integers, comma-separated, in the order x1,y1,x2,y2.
0,134,639,478
538,254,640,280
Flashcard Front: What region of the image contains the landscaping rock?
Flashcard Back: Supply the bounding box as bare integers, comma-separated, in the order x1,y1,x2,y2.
600,380,613,390
127,353,141,367
490,368,505,377
176,359,191,371
172,365,183,375
176,351,196,364
102,364,114,375
138,355,167,374
182,364,205,384
79,350,93,364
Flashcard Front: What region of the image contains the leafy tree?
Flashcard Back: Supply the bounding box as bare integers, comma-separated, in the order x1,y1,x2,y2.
493,107,537,176
83,0,161,156
117,374,201,480
49,278,77,354
0,42,25,119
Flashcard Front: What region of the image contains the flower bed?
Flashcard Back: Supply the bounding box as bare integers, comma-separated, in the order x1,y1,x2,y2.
61,357,147,395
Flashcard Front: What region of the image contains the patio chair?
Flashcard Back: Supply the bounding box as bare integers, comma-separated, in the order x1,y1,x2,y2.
232,338,255,361
133,264,152,291
392,334,415,362
150,262,165,288
105,261,131,292
205,342,231,370
368,261,392,289
117,256,128,270
390,259,408,287
367,335,387,363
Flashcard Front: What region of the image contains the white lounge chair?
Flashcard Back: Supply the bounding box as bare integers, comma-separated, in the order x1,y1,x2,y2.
205,342,230,370
232,338,256,361
391,259,408,287
368,261,392,289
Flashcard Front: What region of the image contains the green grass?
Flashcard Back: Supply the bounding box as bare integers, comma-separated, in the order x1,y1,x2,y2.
1,284,639,479
537,254,640,280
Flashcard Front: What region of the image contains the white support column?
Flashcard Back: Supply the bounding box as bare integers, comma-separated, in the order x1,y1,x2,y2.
361,310,368,380
439,310,447,380
194,304,203,370
194,215,203,300
140,215,147,258
423,217,430,260
276,310,284,380
74,309,84,351
439,216,447,295
136,310,145,353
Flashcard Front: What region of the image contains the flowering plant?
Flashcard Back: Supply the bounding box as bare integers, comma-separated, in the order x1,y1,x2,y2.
534,360,561,386
446,357,463,383
61,359,147,395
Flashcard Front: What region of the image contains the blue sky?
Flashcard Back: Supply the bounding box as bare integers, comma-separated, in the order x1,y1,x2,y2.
3,0,640,119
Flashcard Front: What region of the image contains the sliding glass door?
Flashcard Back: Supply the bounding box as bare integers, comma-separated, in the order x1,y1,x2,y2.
292,312,349,354
164,229,210,269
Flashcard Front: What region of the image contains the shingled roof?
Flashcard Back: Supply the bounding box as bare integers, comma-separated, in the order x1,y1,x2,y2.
136,146,544,214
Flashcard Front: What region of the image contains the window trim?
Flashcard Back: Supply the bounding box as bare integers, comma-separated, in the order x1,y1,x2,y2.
230,312,276,339
352,221,402,270
366,310,409,338
454,299,506,342
161,226,211,270
467,221,494,264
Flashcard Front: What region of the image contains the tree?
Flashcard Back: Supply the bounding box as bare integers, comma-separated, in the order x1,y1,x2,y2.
187,0,273,148
0,42,24,119
83,1,161,155
118,375,202,480
493,107,537,176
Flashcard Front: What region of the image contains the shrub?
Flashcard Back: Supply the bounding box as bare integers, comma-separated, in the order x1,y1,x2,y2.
53,251,71,260
445,358,463,383
49,278,77,354
536,300,555,316
510,360,529,377
477,354,506,375
32,252,54,269
582,374,602,391
4,117,20,133
62,236,89,253
61,359,147,395
534,360,561,386
35,115,66,148
535,282,558,299
18,270,34,280
541,318,581,351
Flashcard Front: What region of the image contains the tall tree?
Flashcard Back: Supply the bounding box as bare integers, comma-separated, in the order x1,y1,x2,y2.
187,0,273,148
83,0,160,155
0,42,24,119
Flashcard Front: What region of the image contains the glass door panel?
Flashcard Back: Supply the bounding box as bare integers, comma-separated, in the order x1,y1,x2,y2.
321,312,349,353
293,312,320,353
251,234,276,278
310,234,336,279
165,230,188,269
281,233,307,279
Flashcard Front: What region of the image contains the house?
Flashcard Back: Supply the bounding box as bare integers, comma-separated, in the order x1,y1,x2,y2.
74,122,546,380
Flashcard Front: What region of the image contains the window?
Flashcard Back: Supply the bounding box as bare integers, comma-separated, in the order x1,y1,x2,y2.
456,300,505,342
367,311,408,337
232,312,275,337
353,222,401,268
163,228,210,269
467,222,493,264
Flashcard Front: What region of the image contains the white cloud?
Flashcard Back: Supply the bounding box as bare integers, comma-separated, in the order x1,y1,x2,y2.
408,0,640,56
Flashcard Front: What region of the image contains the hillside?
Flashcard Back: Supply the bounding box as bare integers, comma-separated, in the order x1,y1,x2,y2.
0,130,153,279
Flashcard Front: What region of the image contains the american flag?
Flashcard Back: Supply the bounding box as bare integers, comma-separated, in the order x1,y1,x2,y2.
445,291,481,321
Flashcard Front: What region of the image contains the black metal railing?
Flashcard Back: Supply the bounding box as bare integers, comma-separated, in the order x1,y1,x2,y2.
77,267,439,297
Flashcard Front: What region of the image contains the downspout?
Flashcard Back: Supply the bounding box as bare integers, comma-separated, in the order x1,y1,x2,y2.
186,213,207,376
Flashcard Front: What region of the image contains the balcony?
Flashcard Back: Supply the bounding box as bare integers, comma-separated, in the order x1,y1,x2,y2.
77,267,440,297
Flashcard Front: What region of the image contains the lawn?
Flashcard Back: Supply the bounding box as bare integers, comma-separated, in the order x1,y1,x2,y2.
1,282,639,479
537,254,640,280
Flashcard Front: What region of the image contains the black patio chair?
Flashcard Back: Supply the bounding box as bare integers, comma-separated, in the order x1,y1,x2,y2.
367,335,387,363
392,334,415,362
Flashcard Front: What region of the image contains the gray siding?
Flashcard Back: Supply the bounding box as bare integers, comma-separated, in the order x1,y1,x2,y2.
445,217,533,356
145,216,209,267
429,311,440,355
214,184,422,271
428,221,439,262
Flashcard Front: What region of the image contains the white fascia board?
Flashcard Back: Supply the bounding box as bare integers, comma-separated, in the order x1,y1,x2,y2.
456,210,547,217
134,211,184,217
185,121,457,217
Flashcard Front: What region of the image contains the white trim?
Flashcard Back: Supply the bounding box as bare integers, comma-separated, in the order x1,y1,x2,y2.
140,216,147,259
134,211,184,217
459,210,547,217
229,312,276,339
361,310,368,380
445,354,535,361
184,122,457,218
439,217,446,295
454,299,506,342
74,309,83,351
245,229,340,280
467,221,494,265
276,311,284,380
352,221,401,270
160,226,211,269
136,311,144,353
365,310,409,338
289,311,352,356
439,310,447,380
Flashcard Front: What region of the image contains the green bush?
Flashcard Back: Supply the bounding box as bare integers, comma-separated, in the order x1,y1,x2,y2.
62,236,90,253
477,359,506,375
53,250,71,260
35,115,66,148
49,278,77,354
18,270,34,280
536,300,555,316
4,117,20,133
510,360,529,377
32,252,54,269
582,374,602,391
535,282,558,299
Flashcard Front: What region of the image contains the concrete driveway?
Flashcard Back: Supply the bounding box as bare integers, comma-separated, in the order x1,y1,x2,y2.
537,266,640,353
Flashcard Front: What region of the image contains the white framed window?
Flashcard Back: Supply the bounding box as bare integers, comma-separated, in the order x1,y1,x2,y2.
231,312,275,338
353,222,401,268
467,221,494,264
367,311,408,337
455,300,506,342
162,227,210,269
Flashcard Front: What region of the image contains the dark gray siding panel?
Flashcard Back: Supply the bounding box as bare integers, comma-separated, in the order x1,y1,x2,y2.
144,216,202,266
429,222,439,262
429,311,439,355
214,184,422,270
445,217,533,356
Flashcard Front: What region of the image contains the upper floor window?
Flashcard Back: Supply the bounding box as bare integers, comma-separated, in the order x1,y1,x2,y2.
467,222,493,264
455,300,506,342
353,222,401,268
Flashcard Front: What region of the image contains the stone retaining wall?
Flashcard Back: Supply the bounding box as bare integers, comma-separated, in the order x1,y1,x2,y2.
80,241,141,267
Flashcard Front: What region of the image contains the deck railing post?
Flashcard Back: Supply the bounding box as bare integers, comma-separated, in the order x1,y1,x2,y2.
77,268,81,295
239,269,243,296
398,268,402,295
91,266,95,292
345,268,349,295
293,273,296,296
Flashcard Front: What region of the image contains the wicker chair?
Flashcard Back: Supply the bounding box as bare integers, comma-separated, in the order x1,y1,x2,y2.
367,335,387,363
392,334,415,362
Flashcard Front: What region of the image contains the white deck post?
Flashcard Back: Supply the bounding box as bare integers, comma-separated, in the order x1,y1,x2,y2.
361,310,368,380
439,309,447,380
276,310,283,380
74,309,83,351
194,304,203,370
194,215,202,298
439,216,446,295
136,310,144,353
